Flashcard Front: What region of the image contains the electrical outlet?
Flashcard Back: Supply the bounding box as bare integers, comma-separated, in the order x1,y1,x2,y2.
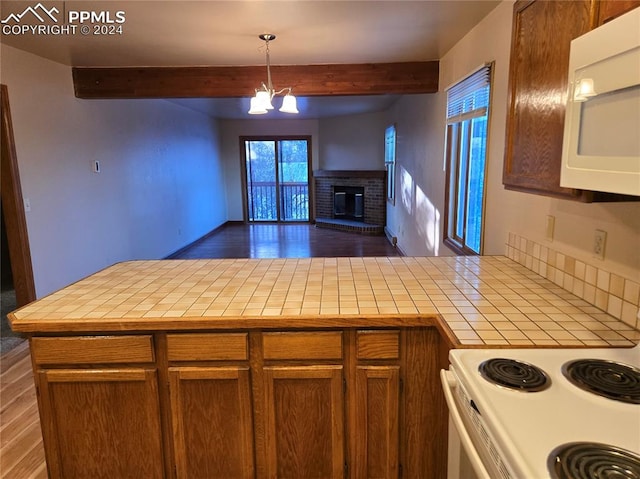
593,229,607,260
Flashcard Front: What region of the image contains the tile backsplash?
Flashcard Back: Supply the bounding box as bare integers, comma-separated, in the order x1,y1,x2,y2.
506,233,640,330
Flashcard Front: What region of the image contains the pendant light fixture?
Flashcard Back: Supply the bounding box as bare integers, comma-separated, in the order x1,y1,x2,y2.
248,34,299,115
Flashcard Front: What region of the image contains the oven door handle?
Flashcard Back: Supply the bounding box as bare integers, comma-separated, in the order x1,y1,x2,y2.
440,369,492,479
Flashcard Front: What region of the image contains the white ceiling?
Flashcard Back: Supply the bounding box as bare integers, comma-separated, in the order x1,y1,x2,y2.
1,0,501,119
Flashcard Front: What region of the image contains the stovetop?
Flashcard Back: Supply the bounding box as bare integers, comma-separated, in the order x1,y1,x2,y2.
562,358,640,404
548,441,640,479
449,344,640,479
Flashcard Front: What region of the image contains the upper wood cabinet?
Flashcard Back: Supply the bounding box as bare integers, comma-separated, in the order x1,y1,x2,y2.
503,0,640,201
597,0,640,25
503,0,596,200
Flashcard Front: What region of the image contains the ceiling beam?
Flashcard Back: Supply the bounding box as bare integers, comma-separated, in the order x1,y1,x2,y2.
72,62,439,99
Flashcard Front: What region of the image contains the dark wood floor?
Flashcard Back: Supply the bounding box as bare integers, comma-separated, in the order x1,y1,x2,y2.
170,223,400,259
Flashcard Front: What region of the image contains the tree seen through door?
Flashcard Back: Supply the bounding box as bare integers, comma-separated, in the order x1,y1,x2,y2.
244,138,310,222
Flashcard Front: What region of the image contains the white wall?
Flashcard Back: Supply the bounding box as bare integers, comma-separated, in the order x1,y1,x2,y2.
318,111,387,170
386,0,640,282
385,93,452,256
1,45,227,297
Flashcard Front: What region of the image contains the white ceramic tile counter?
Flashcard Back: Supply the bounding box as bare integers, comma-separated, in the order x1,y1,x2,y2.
9,256,640,347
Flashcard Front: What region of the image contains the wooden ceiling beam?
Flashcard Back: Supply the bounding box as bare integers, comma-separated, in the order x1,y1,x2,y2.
72,62,439,99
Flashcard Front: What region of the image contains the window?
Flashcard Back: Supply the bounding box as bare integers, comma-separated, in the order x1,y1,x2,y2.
385,124,396,204
444,64,492,255
242,137,311,222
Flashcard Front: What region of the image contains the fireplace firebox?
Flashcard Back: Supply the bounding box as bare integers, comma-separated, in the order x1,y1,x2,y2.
333,186,364,221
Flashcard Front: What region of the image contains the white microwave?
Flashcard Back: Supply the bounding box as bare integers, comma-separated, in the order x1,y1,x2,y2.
560,7,640,196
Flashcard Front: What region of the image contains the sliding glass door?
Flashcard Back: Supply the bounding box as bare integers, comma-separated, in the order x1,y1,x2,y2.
242,138,311,222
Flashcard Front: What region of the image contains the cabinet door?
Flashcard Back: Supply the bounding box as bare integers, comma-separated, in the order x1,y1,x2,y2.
354,366,400,479
597,1,640,25
37,368,164,479
168,366,254,479
263,365,345,479
503,0,595,199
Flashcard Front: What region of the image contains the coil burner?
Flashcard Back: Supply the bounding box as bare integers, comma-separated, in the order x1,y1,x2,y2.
478,358,550,392
549,442,640,479
562,359,640,404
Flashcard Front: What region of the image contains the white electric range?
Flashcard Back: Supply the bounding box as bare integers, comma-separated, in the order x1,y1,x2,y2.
441,344,640,479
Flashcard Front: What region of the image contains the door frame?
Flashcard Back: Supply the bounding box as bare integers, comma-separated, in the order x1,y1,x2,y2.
239,136,313,223
1,84,36,305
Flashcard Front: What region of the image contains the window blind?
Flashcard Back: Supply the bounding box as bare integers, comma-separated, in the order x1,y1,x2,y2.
446,64,493,123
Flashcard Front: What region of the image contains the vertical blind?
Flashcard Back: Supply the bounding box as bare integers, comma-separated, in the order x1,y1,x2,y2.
446,64,493,123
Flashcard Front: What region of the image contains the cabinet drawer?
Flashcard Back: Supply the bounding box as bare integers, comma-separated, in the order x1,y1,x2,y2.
356,330,400,359
167,333,248,361
31,335,154,365
263,332,343,360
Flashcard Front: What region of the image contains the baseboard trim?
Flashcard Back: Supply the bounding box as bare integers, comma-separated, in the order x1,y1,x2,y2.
382,226,406,256
164,221,243,259
383,226,397,247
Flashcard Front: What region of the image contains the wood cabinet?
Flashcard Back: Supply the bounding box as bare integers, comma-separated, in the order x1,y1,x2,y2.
354,366,400,478
352,330,401,478
258,331,345,478
30,328,449,479
502,0,639,200
503,0,596,200
263,365,345,478
167,333,254,478
597,0,640,25
32,336,164,479
169,366,255,478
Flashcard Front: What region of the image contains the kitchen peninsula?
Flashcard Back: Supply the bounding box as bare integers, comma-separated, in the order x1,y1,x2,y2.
9,256,638,478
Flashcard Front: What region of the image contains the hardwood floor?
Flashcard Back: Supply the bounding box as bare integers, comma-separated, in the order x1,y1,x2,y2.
0,341,46,479
0,222,399,478
170,223,400,259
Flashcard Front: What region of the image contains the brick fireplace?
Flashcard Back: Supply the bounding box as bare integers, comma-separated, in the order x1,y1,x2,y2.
313,170,386,235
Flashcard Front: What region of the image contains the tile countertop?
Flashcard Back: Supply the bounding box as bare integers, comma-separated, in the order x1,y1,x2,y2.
8,256,640,348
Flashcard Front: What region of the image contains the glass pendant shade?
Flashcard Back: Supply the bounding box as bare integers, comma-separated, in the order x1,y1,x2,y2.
256,90,274,110
248,96,267,114
279,94,299,114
